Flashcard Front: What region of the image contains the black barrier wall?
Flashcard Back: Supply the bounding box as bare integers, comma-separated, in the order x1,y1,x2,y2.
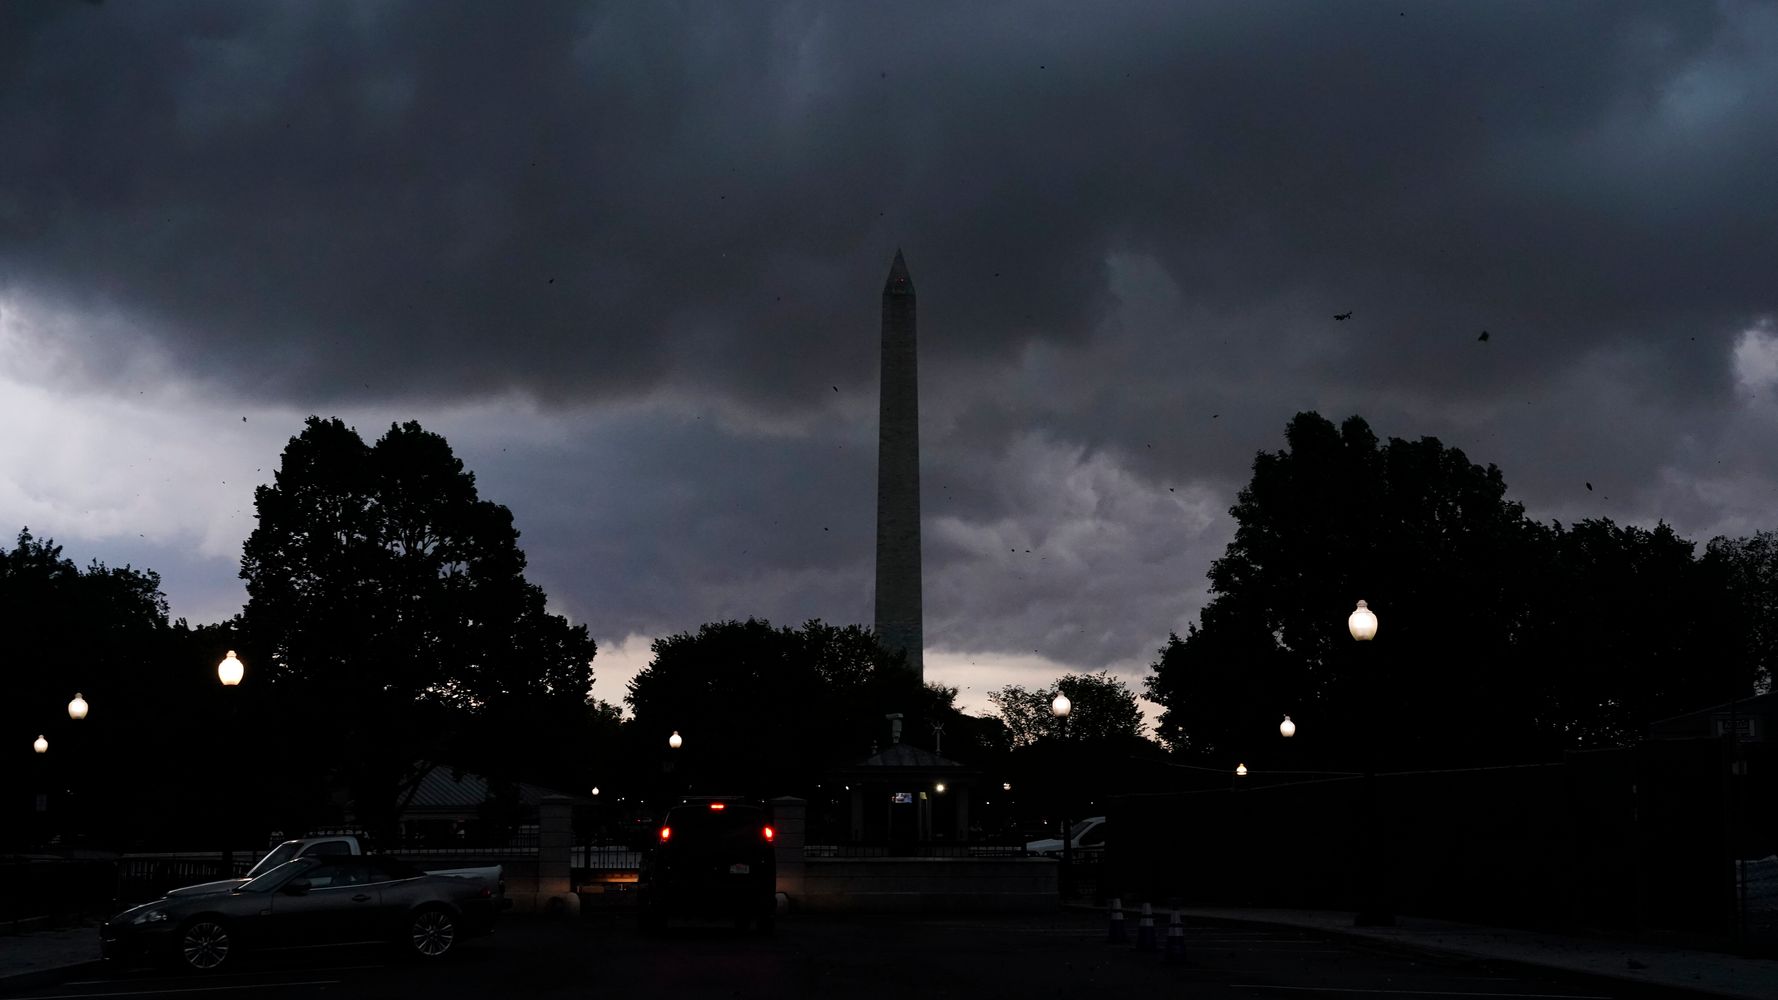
1106,739,1760,946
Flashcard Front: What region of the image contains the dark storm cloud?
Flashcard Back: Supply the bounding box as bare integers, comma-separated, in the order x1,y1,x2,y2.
7,0,1772,415
6,0,1778,681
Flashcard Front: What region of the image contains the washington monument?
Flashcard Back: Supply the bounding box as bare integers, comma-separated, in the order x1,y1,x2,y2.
874,249,923,680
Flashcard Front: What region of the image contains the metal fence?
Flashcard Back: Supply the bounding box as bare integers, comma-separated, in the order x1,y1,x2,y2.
299,825,543,853
114,853,257,907
803,843,1034,859
573,846,642,870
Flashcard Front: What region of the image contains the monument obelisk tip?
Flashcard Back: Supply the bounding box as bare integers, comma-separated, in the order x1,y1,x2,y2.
883,249,914,297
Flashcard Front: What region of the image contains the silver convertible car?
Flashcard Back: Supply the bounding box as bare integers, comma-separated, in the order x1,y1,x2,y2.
101,855,500,971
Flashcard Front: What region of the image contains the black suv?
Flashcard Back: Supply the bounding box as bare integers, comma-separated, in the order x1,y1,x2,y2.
638,799,777,932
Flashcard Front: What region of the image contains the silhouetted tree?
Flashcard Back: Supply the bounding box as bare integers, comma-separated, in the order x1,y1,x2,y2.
624,618,974,804
239,417,596,837
1146,412,1746,771
987,672,1153,839
0,529,227,849
1147,413,1542,768
1516,518,1738,746
989,671,1145,748
1705,530,1778,697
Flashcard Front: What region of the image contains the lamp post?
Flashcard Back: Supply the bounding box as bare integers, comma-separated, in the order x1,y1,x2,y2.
1348,599,1393,927
215,651,244,868
32,735,49,846
663,731,684,806
1051,691,1073,899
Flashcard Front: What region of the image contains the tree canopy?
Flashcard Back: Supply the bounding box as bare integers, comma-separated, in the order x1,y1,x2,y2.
988,671,1146,749
623,618,989,804
1146,412,1759,771
240,417,598,835
0,529,239,848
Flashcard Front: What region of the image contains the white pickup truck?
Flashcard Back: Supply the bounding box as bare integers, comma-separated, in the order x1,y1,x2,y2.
170,835,505,902
1024,816,1108,857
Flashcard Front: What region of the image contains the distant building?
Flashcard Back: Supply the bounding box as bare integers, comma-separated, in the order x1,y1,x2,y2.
1648,692,1772,743
394,768,591,846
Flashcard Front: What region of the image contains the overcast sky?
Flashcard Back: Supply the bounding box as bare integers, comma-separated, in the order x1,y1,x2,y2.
5,1,1778,726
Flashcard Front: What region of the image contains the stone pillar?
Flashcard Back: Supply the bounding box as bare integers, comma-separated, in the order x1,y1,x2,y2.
535,794,579,917
874,249,923,681
771,796,807,909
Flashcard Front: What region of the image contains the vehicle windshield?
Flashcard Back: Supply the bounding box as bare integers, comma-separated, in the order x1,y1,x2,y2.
244,841,304,878
237,857,319,893
1068,818,1096,839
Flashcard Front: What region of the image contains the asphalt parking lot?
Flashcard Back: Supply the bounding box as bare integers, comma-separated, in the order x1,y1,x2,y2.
0,911,1742,1000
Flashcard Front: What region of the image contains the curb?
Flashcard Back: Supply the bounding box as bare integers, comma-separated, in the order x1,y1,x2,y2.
1123,908,1765,1000
0,959,108,994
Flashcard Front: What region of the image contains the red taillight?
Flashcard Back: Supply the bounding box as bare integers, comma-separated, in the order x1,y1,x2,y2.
660,826,672,842
763,825,775,842
479,886,492,898
708,802,726,811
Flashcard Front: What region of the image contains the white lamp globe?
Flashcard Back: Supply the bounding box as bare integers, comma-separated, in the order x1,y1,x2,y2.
1348,600,1378,641
217,650,245,686
68,693,89,721
34,735,48,754
1235,763,1248,776
1050,693,1072,718
668,731,683,750
1280,715,1296,738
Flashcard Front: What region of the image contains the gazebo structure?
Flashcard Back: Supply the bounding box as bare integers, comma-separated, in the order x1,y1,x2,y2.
830,720,979,847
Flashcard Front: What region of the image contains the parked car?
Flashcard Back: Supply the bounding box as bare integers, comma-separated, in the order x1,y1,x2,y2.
1024,816,1107,857
637,799,777,932
144,835,504,901
101,855,501,972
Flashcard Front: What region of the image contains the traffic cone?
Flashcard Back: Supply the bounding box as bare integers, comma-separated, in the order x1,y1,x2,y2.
1135,901,1157,951
1107,897,1126,943
1163,909,1186,964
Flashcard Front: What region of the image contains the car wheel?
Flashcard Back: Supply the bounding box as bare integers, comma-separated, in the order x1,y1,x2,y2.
407,906,457,960
178,918,233,972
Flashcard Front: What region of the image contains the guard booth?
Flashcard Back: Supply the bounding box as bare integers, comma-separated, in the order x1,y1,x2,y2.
830,741,978,847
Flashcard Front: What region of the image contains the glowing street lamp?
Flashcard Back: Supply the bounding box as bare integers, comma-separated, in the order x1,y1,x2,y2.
1348,600,1378,641
33,735,48,754
1280,715,1296,738
1050,689,1074,898
217,650,244,686
1235,763,1248,776
1348,598,1391,927
668,730,683,750
68,693,89,721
